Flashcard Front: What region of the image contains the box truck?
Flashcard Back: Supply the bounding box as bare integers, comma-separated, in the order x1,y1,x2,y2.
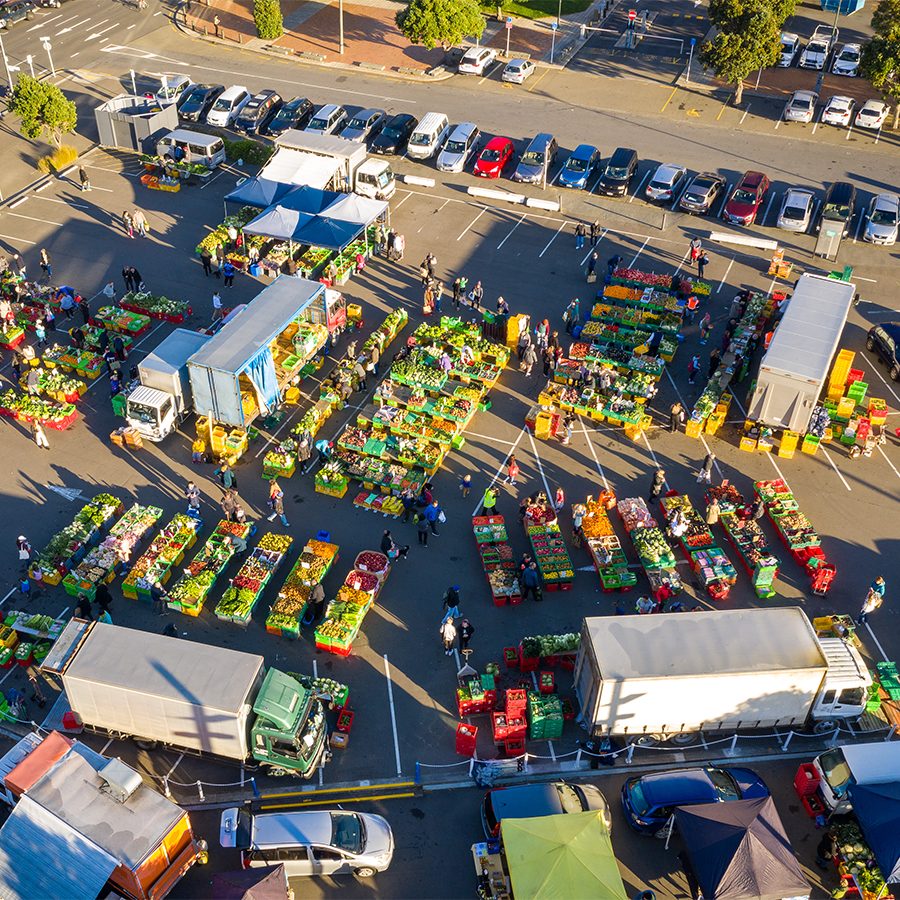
574,607,871,744
42,620,329,778
812,742,900,814
125,328,211,441
748,273,855,433
0,730,208,900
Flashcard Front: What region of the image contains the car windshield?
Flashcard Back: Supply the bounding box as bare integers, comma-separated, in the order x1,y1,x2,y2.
212,98,231,112
606,166,628,179
708,769,740,801
627,780,652,817
409,132,430,145
808,41,827,53
818,749,851,792
347,117,368,130
732,189,756,204
781,41,794,53
382,127,402,139
182,95,202,109
840,48,859,61
508,64,523,73
829,101,849,112
823,201,851,219
481,148,502,162
555,783,584,814
331,813,363,854
445,140,467,154
521,151,544,166
566,156,589,172
309,117,329,129
871,207,897,225
783,204,807,220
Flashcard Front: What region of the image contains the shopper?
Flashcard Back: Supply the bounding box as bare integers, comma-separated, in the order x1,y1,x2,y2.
858,588,883,625
520,562,541,602
123,211,134,238
871,576,887,599
212,291,223,322
266,485,289,527
458,618,475,652
554,487,565,512
696,452,715,484
185,482,201,516
689,236,702,263
751,495,766,521
16,536,31,569
39,248,52,279
130,266,144,290
440,617,457,656
697,252,709,279
564,299,580,334
648,469,666,502
417,514,430,547
606,254,621,278
309,583,326,622
590,220,602,245
442,586,461,622
522,343,537,377
222,260,236,287
228,533,248,554
94,583,112,615
381,529,408,560
815,832,837,871
708,348,721,378
469,280,483,310
699,312,712,345
200,247,213,276
574,222,586,250
687,356,699,385
636,595,655,615
222,490,239,522
150,581,169,616
706,497,721,526
297,437,312,474
423,500,442,536
459,473,472,499
504,455,520,486
78,166,91,191
31,419,49,450
133,209,148,238
481,486,497,516
214,462,237,492
669,402,685,434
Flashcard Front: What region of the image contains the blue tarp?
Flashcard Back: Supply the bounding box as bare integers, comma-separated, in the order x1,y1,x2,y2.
276,185,344,215
242,206,317,242
224,177,297,211
851,782,900,884
293,216,363,251
244,345,280,415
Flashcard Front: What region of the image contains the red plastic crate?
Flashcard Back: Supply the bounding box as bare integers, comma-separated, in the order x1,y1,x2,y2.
456,723,478,756
504,647,519,669
506,689,527,714
539,671,555,695
336,710,355,733
492,711,509,742
794,763,820,799
493,593,508,607
506,716,527,738
503,737,525,756
802,792,825,819
509,592,523,605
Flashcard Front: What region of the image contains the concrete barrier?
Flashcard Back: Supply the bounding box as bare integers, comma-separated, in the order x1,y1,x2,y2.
427,65,448,78
467,186,526,204
299,51,326,62
525,196,561,212
396,66,422,76
268,44,293,55
402,175,436,188
710,231,779,251
356,61,385,72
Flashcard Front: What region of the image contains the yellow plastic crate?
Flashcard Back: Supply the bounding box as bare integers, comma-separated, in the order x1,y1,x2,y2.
813,616,834,634
740,436,758,452
685,419,703,438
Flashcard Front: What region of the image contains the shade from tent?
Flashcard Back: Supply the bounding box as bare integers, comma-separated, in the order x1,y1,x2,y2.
674,797,811,900
292,216,363,251
224,177,297,211
211,865,291,900
242,206,317,242
849,782,900,884
501,811,627,900
321,192,389,227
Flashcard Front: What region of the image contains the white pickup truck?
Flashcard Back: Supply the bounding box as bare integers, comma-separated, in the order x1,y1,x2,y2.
799,25,838,70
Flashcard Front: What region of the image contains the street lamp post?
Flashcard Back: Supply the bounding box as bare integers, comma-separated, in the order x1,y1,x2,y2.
0,32,13,88
39,37,55,76
814,0,841,95
339,0,344,54
556,0,562,29
550,21,558,65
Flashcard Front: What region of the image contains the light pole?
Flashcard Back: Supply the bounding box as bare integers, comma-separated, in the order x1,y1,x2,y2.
556,0,562,29
814,0,841,96
339,0,344,54
686,36,695,85
26,55,34,78
40,37,55,77
550,21,558,65
0,32,13,87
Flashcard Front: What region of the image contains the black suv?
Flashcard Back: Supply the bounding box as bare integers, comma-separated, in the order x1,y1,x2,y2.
234,90,283,135
816,181,857,237
867,323,900,381
597,147,638,197
0,1,35,27
370,113,419,155
178,84,225,122
263,97,314,137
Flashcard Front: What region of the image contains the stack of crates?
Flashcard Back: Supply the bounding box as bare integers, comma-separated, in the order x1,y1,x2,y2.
527,691,564,741
828,349,855,401
877,662,900,701
846,379,867,408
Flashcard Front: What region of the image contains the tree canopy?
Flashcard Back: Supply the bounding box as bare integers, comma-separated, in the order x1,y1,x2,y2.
396,0,486,51
861,0,900,101
7,76,77,147
253,0,284,39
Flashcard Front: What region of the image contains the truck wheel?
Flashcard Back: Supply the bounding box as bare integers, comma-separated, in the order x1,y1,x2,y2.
812,720,837,735
891,364,900,382
627,734,660,748
354,867,377,878
134,738,158,751
268,767,288,777
866,336,875,351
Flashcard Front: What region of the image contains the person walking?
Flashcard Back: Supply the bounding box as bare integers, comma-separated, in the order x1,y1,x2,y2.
683,294,699,325
122,265,135,292
78,166,91,192
297,436,312,474
858,588,883,625
417,514,430,547
423,499,442,536
469,280,483,310
39,248,52,280
267,484,289,526
458,617,475,652
699,312,712,345
31,419,49,450
689,236,702,263
520,562,541,602
222,260,236,287
590,220,602,245
708,348,721,378
574,222,586,250
522,343,538,377
442,585,461,622
16,536,31,570
697,252,709,280
34,319,47,347
200,247,213,276
214,462,237,493
505,455,520,486
751,495,766,521
481,486,497,516
586,251,599,282
440,617,457,656
459,472,472,498
648,468,666,502
696,451,715,484
517,328,532,362
669,401,685,433
133,209,148,238
123,211,134,238
150,581,169,616
380,529,409,561
564,298,580,334
211,290,223,323
222,490,238,522
185,481,201,515
130,266,144,290
606,254,621,278
706,497,721,526
870,576,886,600
687,355,699,385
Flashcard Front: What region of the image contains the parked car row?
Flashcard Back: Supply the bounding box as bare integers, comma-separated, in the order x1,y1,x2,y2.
779,27,859,76
784,90,889,130
453,46,537,84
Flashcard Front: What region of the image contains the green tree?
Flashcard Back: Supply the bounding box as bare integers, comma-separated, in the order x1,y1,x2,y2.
703,0,781,105
768,0,797,26
7,76,77,147
861,0,900,102
253,0,284,40
396,0,485,51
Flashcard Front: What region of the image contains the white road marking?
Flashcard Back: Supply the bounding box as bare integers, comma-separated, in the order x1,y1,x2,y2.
27,13,64,31
861,353,900,405
578,422,610,490
819,445,851,491
164,752,185,779
580,227,607,265
383,654,402,775
629,171,651,204
30,196,89,210
0,234,35,245
526,430,553,501
864,622,890,662
57,17,93,35
6,212,64,227
86,24,117,41
846,123,853,140
392,191,412,210
739,103,752,125
875,125,882,145
715,257,734,293
464,430,518,445
671,180,690,209
496,212,527,249
456,208,486,241
877,443,900,482
672,247,690,276
100,737,115,754
538,221,568,258
761,192,777,227
471,425,529,515
478,60,502,85
588,170,604,193
774,117,781,130
716,183,732,219
627,237,650,268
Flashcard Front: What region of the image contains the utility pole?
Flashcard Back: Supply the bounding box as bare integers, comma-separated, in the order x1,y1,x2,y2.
814,1,841,96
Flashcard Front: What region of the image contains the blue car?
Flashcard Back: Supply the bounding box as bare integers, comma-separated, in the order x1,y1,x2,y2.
558,144,600,190
621,766,769,836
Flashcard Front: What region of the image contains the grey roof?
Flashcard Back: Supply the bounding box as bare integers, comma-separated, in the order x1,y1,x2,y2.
583,608,826,680
141,327,211,376
66,622,264,714
0,795,117,900
274,130,366,160
26,751,184,869
187,277,325,374
761,274,855,383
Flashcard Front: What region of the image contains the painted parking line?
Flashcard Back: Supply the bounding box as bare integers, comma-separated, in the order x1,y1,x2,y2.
819,445,852,491
0,234,35,246
627,237,650,268
456,208,486,241
716,184,731,219
715,94,734,121
29,196,89,210
672,248,690,276
6,212,64,228
628,171,650,204
580,228,607,266
715,257,734,293
526,431,553,501
660,86,678,113
579,421,610,491
671,181,690,210
877,444,900,482
478,60,503,86
538,221,568,258
392,191,413,211
588,171,604,194
496,212,527,249
739,103,753,126
861,353,900,405
760,192,777,228
875,125,883,145
470,426,529,516
27,12,63,31
383,654,402,776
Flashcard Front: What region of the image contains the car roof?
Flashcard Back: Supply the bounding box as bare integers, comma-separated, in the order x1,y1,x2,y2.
608,147,637,162
878,323,900,340
487,783,564,820
484,135,513,148
838,42,861,51
860,99,887,111
785,188,813,200
463,46,489,58
781,31,799,40
653,163,684,179
252,811,333,849
315,103,343,116
689,172,721,185
506,58,530,67
353,107,383,118
526,132,555,147
449,122,478,139
739,171,767,187
791,90,817,101
571,143,598,158
827,95,853,106
872,192,900,208
386,113,416,125
639,768,721,806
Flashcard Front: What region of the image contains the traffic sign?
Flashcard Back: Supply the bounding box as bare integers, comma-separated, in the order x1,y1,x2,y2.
506,17,512,29
551,21,558,30
628,8,637,20
690,37,696,46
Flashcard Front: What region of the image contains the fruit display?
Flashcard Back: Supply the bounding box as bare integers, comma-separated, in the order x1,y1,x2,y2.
93,306,151,335
528,691,563,740
195,207,257,256
526,522,574,584
119,290,190,321
660,495,714,549
755,480,822,551
578,496,637,591
121,513,201,599
830,819,890,899
474,519,507,544
266,538,338,636
355,551,389,578
263,440,296,479
215,537,293,624
472,515,519,604
601,284,682,312
42,343,105,377
590,301,682,334
167,520,250,615
0,390,78,427
4,610,64,640
28,369,86,402
630,527,676,569
363,307,408,357
63,504,163,599
389,354,448,392
33,493,121,574
291,321,329,360
345,569,379,593
457,674,497,716
706,482,745,514
617,498,656,533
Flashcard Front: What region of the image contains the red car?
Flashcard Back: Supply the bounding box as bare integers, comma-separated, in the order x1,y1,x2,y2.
474,136,515,178
722,171,770,226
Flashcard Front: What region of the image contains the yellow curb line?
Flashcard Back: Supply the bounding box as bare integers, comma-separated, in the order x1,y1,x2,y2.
261,792,417,810
262,780,416,800
660,85,678,113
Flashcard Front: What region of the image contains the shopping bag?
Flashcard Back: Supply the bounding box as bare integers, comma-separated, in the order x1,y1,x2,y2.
438,510,447,524
586,272,597,283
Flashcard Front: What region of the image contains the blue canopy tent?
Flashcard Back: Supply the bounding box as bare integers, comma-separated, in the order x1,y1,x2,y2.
241,206,317,243
293,216,363,251
850,782,900,886
223,177,297,214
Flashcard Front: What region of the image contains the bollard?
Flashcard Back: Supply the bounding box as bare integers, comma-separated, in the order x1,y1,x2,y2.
660,212,667,232
163,777,172,798
196,780,205,802
415,761,422,786
468,757,475,777
728,734,738,755
575,748,583,766
829,727,840,747
782,731,793,752
250,777,260,798
626,743,635,764
885,725,897,741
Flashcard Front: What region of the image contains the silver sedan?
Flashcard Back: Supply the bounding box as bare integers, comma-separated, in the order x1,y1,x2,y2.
864,193,899,246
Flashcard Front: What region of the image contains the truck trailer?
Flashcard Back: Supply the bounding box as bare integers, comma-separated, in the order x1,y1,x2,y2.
574,607,871,744
0,730,207,900
748,273,855,433
42,620,329,778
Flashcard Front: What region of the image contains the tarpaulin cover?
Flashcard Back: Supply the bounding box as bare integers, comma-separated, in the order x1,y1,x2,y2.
211,865,291,900
245,345,279,415
321,192,388,226
291,216,363,251
277,185,344,215
501,811,627,900
242,205,316,242
674,797,810,900
224,177,297,210
850,782,900,884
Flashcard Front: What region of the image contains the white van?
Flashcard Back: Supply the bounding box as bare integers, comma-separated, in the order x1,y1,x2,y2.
220,807,394,878
156,129,226,168
206,85,251,127
355,158,396,200
407,112,451,160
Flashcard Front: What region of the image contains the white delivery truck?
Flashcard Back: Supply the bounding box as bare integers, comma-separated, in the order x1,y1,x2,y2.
125,328,211,441
42,620,329,778
574,607,871,745
270,130,396,200
812,742,900,814
748,274,855,433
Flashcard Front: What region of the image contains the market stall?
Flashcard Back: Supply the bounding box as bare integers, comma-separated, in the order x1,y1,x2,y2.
617,497,682,599
43,343,105,380
578,493,636,592
121,513,202,600
0,612,66,670
835,786,900,897
525,521,574,591
265,538,340,638
473,515,521,607
0,390,78,429
119,290,191,323
92,306,151,337
214,534,293,625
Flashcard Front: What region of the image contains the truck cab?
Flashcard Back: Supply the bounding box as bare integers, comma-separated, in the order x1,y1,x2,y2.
354,158,395,200
809,637,871,724
126,385,179,442
813,742,900,814
250,669,329,778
